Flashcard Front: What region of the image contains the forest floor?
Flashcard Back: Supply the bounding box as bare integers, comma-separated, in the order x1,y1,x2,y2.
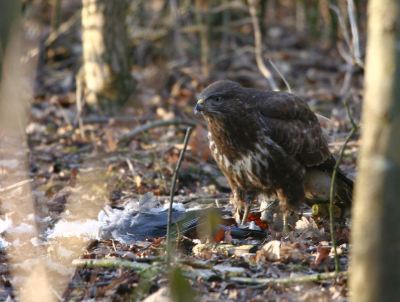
0,4,364,302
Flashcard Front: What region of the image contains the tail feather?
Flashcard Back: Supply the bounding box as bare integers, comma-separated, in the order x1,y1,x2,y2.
336,169,353,207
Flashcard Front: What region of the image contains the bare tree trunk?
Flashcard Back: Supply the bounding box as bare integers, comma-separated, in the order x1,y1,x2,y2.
350,0,400,301
82,0,136,113
0,2,55,301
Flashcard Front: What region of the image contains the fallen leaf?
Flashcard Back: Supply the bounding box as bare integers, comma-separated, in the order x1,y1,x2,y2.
257,240,309,262
189,124,212,162
310,246,330,267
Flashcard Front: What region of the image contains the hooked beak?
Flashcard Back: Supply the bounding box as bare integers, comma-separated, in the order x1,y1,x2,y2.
194,99,204,115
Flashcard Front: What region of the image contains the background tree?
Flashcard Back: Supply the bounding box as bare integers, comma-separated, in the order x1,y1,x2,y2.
350,0,400,301
81,0,136,113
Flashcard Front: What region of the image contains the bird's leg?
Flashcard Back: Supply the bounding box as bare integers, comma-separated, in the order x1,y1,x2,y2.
283,213,289,233
260,194,278,223
240,190,256,225
241,203,252,225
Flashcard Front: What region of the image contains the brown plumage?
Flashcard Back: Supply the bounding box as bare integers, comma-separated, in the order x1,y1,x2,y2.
194,80,353,223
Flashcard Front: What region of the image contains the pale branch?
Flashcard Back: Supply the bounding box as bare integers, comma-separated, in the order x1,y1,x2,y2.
329,100,360,273
68,72,87,138
337,41,354,65
329,2,364,69
166,127,193,267
339,65,353,97
126,158,136,178
117,119,200,142
72,259,151,270
229,271,348,285
45,10,81,47
247,0,278,91
0,179,33,194
265,55,291,93
328,4,353,53
347,0,365,68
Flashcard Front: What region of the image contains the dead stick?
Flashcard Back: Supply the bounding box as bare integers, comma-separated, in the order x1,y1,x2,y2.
72,259,151,270
0,179,33,194
166,127,193,267
230,271,348,285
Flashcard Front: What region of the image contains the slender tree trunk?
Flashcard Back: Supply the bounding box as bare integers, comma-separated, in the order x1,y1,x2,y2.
0,2,54,301
82,0,136,113
350,1,400,301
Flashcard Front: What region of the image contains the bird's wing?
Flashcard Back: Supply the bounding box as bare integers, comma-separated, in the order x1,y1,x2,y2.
257,92,332,167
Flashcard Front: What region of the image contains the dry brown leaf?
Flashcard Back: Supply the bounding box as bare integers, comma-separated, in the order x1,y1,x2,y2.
257,240,309,262
106,129,118,152
189,124,212,162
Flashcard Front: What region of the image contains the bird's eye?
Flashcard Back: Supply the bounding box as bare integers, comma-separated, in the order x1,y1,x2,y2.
214,96,222,103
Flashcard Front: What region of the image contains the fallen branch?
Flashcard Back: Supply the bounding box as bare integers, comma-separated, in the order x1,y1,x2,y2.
229,270,348,285
117,119,200,142
72,259,151,270
0,179,33,194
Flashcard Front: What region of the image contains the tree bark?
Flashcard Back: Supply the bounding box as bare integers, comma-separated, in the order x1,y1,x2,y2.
82,0,136,113
350,1,400,301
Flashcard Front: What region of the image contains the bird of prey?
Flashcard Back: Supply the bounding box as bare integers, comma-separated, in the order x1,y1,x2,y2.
194,80,353,229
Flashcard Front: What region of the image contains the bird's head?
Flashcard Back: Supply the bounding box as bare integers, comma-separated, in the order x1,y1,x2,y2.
194,80,241,117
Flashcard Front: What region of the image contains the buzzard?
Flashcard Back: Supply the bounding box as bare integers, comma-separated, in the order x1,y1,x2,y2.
194,80,353,227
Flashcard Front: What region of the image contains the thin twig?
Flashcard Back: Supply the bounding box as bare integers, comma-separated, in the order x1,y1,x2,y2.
75,74,85,139
329,101,359,273
328,4,353,53
0,179,33,194
329,2,364,69
45,10,81,47
265,55,291,93
230,271,348,285
339,65,353,97
68,73,87,138
50,285,63,302
126,158,136,178
344,100,359,129
117,119,200,142
247,0,278,91
166,127,193,267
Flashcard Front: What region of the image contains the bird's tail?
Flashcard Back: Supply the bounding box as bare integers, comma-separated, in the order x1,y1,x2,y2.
336,169,353,208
